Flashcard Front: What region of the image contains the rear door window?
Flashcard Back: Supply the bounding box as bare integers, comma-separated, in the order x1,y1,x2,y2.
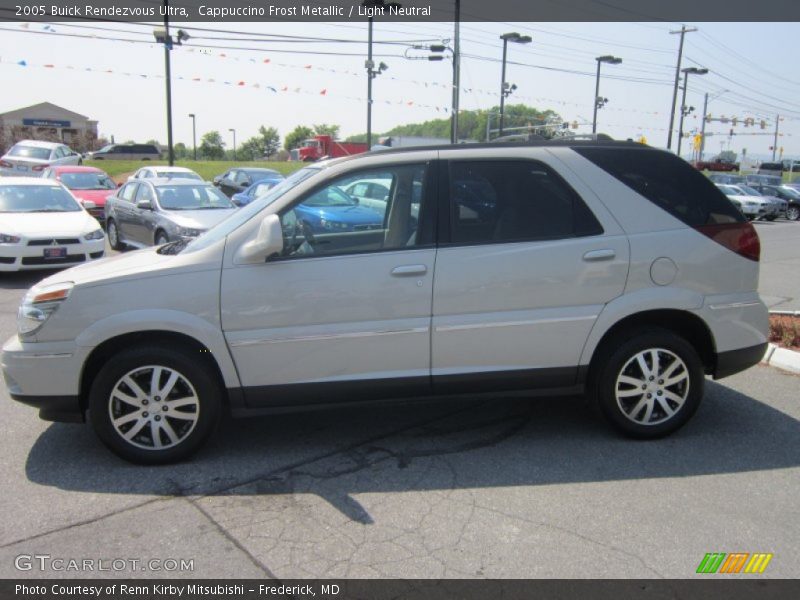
447,160,603,245
575,147,743,226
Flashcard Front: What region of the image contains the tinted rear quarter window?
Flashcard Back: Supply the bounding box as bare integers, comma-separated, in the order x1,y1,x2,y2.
575,147,743,226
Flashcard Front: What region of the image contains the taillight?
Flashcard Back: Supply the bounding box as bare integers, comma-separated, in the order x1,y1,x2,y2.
0,160,11,168
32,164,50,172
696,221,760,262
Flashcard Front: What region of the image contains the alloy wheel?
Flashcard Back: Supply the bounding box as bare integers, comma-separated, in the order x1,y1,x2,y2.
108,365,200,450
614,348,690,426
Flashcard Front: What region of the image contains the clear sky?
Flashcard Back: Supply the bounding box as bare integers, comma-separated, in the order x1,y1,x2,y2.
1,20,798,159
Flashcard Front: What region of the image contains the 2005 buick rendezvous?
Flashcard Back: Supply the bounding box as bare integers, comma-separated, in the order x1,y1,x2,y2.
3,141,768,463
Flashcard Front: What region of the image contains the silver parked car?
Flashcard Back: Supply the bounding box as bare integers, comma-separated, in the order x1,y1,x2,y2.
3,141,768,464
0,140,82,177
104,179,236,249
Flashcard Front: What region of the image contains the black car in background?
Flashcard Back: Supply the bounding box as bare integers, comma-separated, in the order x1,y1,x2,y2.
212,167,284,197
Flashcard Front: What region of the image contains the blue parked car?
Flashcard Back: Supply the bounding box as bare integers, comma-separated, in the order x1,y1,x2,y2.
295,186,384,233
231,177,285,207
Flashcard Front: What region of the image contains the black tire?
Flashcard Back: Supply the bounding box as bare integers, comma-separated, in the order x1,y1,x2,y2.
78,159,83,165
155,230,169,246
88,346,222,464
787,205,800,221
106,219,124,250
766,215,777,221
590,328,704,439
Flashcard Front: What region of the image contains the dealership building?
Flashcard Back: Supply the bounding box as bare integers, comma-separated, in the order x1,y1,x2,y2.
0,102,98,151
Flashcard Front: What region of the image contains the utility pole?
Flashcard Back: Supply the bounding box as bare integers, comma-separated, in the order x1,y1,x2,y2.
163,0,174,166
188,113,196,161
677,67,707,157
773,114,780,161
451,0,460,144
592,55,622,135
667,25,697,151
366,15,374,148
699,93,709,161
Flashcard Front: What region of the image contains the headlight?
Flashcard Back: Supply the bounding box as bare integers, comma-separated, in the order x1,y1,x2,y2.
0,233,20,243
83,229,105,241
18,282,74,337
176,227,204,237
320,219,346,230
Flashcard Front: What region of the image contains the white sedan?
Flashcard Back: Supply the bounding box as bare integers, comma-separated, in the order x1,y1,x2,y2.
0,178,105,271
128,166,203,182
0,140,82,177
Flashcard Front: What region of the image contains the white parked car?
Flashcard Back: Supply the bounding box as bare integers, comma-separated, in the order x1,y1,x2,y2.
2,141,768,463
714,184,772,220
128,166,203,182
0,140,82,177
0,178,105,271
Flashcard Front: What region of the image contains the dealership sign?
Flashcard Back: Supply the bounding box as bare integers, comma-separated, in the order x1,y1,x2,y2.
22,118,71,128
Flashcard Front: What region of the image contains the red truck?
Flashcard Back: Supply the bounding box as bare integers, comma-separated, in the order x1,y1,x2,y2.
693,156,740,172
296,135,368,162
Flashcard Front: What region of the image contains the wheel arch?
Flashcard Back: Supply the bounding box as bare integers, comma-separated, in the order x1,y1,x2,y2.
79,330,230,414
586,309,716,379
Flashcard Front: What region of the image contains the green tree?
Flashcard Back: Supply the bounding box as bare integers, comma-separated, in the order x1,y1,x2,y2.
260,126,281,157
284,125,314,150
173,142,189,160
313,123,340,139
199,130,225,160
238,137,263,161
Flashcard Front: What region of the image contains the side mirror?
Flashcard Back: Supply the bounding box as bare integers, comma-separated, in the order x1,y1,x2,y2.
117,182,123,188
212,178,221,186
136,199,153,211
231,197,242,207
236,214,283,264
82,200,96,210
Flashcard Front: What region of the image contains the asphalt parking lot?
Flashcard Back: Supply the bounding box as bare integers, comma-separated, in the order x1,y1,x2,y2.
0,221,798,579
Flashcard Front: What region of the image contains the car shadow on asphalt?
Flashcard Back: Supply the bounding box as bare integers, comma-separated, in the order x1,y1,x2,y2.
0,271,57,291
23,376,800,523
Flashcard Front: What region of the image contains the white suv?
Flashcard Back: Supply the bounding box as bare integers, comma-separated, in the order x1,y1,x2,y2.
2,141,768,463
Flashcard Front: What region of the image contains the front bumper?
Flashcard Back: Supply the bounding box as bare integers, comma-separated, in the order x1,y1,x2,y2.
0,239,105,272
2,335,88,423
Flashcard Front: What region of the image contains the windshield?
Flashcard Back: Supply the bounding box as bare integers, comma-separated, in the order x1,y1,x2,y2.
737,185,762,196
96,145,114,153
0,185,81,213
60,172,116,190
303,186,356,207
178,166,321,254
156,171,203,181
301,140,320,148
718,185,737,196
780,187,800,199
8,145,50,160
156,185,234,210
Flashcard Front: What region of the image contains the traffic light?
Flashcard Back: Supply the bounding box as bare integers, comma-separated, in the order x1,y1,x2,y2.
761,120,767,129
732,117,738,126
705,113,712,122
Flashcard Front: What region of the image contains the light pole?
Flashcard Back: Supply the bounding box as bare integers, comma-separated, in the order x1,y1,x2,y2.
188,113,196,161
152,1,189,167
228,128,236,161
362,0,398,148
498,32,532,137
677,67,708,157
592,55,622,135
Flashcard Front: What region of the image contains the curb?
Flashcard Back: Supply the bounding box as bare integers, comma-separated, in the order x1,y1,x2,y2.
760,343,800,375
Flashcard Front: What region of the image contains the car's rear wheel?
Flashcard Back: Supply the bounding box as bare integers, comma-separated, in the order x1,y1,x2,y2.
155,230,169,246
88,346,222,464
592,329,703,439
106,219,124,250
787,205,800,221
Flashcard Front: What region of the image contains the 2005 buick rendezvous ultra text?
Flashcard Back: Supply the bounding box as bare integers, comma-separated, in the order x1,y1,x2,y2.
2,141,768,463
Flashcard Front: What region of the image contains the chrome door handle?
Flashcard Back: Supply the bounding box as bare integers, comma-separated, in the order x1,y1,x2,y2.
391,264,428,276
583,249,616,261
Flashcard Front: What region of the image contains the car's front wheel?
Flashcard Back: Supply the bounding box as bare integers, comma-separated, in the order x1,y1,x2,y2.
88,346,222,464
592,329,704,439
787,205,800,221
